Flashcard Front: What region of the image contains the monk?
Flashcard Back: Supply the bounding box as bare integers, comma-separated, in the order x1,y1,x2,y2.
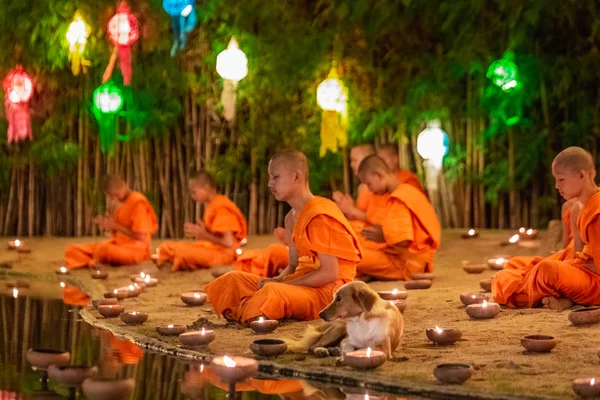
493,146,600,309
64,176,158,269
204,150,362,323
377,143,424,192
233,229,289,277
155,171,247,271
355,155,440,280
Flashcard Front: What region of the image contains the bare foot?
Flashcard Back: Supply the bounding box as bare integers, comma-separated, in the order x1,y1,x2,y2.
542,296,573,310
150,254,158,264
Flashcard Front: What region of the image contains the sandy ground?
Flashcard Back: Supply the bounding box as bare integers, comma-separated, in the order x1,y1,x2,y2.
1,231,599,399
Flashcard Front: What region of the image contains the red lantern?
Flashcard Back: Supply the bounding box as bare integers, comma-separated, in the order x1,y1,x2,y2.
3,66,33,143
105,2,139,86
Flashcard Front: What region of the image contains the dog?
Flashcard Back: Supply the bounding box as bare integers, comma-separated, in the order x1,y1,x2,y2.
290,281,404,359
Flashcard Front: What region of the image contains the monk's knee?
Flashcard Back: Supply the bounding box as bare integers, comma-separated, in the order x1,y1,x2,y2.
91,243,111,261
535,260,560,282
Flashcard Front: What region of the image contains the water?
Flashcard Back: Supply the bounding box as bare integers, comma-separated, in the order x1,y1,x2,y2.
0,279,417,400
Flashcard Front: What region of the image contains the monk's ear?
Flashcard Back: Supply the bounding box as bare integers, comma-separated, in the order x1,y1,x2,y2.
354,287,377,312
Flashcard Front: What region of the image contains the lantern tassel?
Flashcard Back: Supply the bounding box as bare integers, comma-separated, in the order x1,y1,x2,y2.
93,107,117,155
221,79,237,122
5,100,32,143
319,108,347,157
170,7,197,57
117,45,133,86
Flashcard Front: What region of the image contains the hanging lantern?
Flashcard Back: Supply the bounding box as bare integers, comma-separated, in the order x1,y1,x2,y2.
163,0,197,57
66,13,90,76
3,66,33,143
317,66,348,157
104,2,139,86
92,82,124,154
486,51,519,92
216,37,248,121
417,120,449,170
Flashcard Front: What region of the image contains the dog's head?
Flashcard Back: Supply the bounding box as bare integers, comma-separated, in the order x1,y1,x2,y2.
318,281,379,321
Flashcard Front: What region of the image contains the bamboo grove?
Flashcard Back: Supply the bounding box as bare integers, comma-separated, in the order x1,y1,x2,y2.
1,0,600,237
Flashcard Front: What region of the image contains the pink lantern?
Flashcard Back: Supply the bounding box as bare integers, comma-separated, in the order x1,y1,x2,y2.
3,66,33,143
105,2,139,86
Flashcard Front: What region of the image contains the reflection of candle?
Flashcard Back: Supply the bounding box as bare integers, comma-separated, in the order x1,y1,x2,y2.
201,327,206,335
12,288,18,298
509,234,519,244
223,356,236,368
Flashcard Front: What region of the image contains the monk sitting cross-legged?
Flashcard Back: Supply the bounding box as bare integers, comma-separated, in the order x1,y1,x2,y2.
63,176,158,269
494,146,600,310
155,171,247,272
355,155,440,281
377,143,424,193
204,150,362,323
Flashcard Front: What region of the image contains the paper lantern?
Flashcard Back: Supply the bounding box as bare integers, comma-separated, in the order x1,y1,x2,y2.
487,52,519,92
163,0,197,57
104,2,139,86
417,120,449,169
92,82,124,154
216,38,248,82
66,13,90,76
317,68,348,112
3,66,33,143
317,67,348,157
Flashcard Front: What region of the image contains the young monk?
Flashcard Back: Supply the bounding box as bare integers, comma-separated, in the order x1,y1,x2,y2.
63,176,158,269
493,146,600,309
355,155,440,280
155,171,247,271
233,230,290,277
204,150,362,323
377,143,424,192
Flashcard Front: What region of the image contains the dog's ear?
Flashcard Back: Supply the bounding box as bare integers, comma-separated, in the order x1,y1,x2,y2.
355,287,377,312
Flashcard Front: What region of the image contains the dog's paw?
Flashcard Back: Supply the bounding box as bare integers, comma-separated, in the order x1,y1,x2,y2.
335,357,344,367
327,347,341,357
313,347,330,358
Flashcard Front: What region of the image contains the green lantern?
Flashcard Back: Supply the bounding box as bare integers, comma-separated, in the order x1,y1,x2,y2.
486,51,519,92
92,82,124,154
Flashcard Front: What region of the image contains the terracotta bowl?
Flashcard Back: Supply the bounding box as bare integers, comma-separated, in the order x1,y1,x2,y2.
156,324,187,336
26,349,70,370
97,305,124,318
211,356,258,383
377,290,407,301
55,267,70,275
104,290,128,300
179,330,215,346
250,319,279,334
465,302,501,319
572,377,600,398
411,272,435,280
460,292,489,306
250,339,288,357
82,378,135,400
433,363,473,384
47,364,97,387
181,292,208,306
17,246,32,253
91,298,118,309
343,349,386,370
487,256,511,270
426,328,462,345
460,232,479,239
480,279,493,292
91,270,108,280
389,300,407,313
7,280,30,289
569,307,600,326
463,264,486,274
120,312,148,325
405,279,432,290
520,335,557,353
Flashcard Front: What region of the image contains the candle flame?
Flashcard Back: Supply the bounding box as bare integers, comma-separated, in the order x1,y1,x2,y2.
509,234,519,243
140,272,146,278
12,288,18,298
60,282,65,288
14,239,20,247
128,285,135,291
113,289,119,294
592,378,596,386
392,288,398,295
468,229,475,235
519,227,525,233
435,325,443,334
132,312,137,315
236,248,243,255
366,347,372,358
495,258,505,265
201,327,206,335
168,324,174,328
258,317,264,323
364,395,370,400
482,300,488,308
200,364,205,373
223,356,237,368
194,293,201,298
60,266,67,273
526,228,533,235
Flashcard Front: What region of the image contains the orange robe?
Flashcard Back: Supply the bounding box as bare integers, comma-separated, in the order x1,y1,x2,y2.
496,190,600,308
158,195,247,271
356,184,440,280
493,207,575,307
107,333,144,365
64,192,157,269
204,197,362,323
234,243,289,277
62,286,90,307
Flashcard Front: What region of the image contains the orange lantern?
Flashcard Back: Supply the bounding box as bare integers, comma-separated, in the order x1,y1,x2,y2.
3,66,33,143
104,2,139,86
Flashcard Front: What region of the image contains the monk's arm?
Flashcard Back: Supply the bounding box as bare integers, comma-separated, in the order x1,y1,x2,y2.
571,202,583,253
284,253,339,287
562,200,575,248
109,221,145,241
388,240,411,253
197,230,236,248
274,244,299,280
583,217,600,272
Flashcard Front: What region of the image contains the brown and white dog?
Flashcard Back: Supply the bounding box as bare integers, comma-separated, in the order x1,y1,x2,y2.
292,281,403,359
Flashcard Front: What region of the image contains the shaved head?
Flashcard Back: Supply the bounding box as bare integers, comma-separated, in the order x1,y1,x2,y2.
358,155,391,177
350,144,376,175
190,170,216,188
270,150,309,181
552,146,595,173
101,175,126,192
376,144,399,171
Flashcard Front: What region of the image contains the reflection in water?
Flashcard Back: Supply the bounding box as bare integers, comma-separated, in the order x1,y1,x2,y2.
0,282,413,400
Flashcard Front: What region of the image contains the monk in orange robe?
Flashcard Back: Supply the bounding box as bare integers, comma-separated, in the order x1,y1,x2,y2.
155,171,247,272
234,228,289,277
64,176,158,269
355,155,440,280
494,147,600,309
204,150,362,323
377,143,423,193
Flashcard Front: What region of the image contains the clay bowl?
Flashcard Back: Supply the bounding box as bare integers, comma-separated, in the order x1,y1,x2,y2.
179,330,215,346
135,277,158,287
411,272,435,280
0,261,12,269
569,307,600,326
460,292,489,306
250,339,288,357
460,231,479,239
82,378,135,400
519,230,538,240
156,324,187,336
377,290,407,301
426,328,462,345
211,356,258,383
91,269,108,279
465,302,501,319
343,349,387,370
487,256,510,270
250,319,279,334
120,312,148,325
181,292,207,306
405,279,432,290
572,378,600,398
480,279,493,292
26,349,70,370
433,363,473,384
97,305,124,318
7,280,30,289
389,300,407,313
47,364,97,387
463,264,486,274
16,246,32,254
91,298,118,309
520,335,557,353
104,290,128,300
55,267,69,275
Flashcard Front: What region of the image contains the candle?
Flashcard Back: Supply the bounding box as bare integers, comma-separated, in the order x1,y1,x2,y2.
97,304,124,318
55,266,69,275
136,274,158,287
377,288,407,301
460,229,479,239
181,292,208,306
130,271,147,282
156,324,186,336
211,356,258,383
60,282,66,288
91,269,108,279
250,317,279,333
14,239,21,248
465,300,501,319
120,311,148,325
92,298,118,309
343,347,386,370
487,257,508,270
426,325,462,345
460,292,489,306
108,289,129,300
12,288,18,299
236,248,243,256
127,284,141,297
519,227,525,233
404,279,432,290
179,327,216,346
572,377,600,398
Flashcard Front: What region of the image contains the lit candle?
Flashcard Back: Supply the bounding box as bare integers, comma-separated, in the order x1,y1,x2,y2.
168,324,174,328
426,325,462,345
201,327,206,335
60,282,66,288
495,258,505,266
258,317,264,323
12,288,18,298
141,272,146,279
249,316,279,333
572,377,600,398
181,292,207,306
526,228,533,235
468,229,475,236
343,347,386,369
377,288,407,300
236,248,243,255
435,326,443,334
519,227,525,233
392,288,398,295
56,266,69,275
14,239,21,248
366,347,372,357
465,299,501,319
224,355,236,367
508,234,519,244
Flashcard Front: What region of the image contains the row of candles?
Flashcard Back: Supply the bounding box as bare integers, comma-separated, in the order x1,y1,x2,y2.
461,227,538,244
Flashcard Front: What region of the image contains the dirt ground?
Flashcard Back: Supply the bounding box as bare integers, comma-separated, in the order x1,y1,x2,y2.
2,230,599,399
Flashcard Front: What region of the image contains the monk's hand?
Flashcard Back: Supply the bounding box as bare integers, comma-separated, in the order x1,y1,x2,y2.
335,194,355,214
95,215,112,229
332,191,345,203
257,277,281,289
183,222,200,238
361,224,385,243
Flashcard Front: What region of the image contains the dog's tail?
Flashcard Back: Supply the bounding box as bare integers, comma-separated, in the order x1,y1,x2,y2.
286,321,346,353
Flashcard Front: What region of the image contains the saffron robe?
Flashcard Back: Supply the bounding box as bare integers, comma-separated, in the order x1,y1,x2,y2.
234,243,289,277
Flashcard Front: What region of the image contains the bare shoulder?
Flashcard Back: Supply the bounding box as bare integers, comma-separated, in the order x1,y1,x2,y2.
284,210,297,230
562,198,576,213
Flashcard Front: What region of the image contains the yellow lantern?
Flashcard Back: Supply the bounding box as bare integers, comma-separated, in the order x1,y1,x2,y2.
66,13,90,76
317,67,348,157
216,38,248,122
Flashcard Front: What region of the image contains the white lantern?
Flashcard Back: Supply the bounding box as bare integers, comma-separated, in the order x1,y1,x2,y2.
66,16,89,48
317,68,347,112
216,38,248,82
417,120,449,169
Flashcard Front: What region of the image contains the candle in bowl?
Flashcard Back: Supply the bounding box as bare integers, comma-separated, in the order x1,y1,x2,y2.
487,257,508,270
519,228,538,240
460,292,489,306
405,279,432,290
92,298,118,309
250,317,279,334
343,347,386,370
463,264,486,274
411,272,435,280
91,269,108,280
460,229,479,239
126,285,141,297
465,300,500,319
181,292,207,306
568,307,600,326
389,299,407,313
500,234,520,246
97,305,124,318
572,378,600,398
433,363,473,384
156,324,186,336
211,356,258,383
55,266,70,275
7,239,21,250
135,274,158,287
426,326,462,345
120,311,148,325
520,335,557,353
480,278,493,293
250,338,288,357
179,327,215,346
130,271,146,282
105,289,129,300
377,288,407,301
